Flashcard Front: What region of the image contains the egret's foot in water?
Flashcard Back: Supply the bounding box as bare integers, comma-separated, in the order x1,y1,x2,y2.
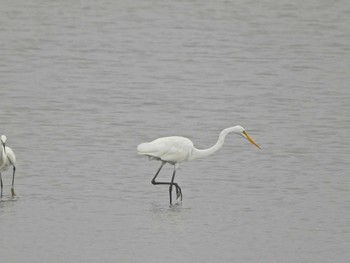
11,188,16,197
175,185,182,201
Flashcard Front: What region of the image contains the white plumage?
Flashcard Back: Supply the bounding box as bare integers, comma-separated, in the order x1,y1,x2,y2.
137,125,260,205
0,135,17,197
137,136,194,164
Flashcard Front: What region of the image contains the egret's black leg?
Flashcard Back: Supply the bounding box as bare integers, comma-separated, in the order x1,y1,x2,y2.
151,162,166,184
0,172,3,197
11,166,16,196
151,162,183,204
176,185,182,201
169,168,176,205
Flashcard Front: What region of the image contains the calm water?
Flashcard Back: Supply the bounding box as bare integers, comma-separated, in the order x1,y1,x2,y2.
1,0,349,262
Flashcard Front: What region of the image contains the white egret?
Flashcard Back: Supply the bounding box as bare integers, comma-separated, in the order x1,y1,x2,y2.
0,135,17,197
137,125,260,204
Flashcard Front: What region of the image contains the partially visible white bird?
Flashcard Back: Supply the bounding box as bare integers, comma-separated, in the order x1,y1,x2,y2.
137,125,260,204
0,135,17,197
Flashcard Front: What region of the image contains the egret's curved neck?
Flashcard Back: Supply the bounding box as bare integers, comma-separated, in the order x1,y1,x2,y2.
0,143,5,164
190,127,237,160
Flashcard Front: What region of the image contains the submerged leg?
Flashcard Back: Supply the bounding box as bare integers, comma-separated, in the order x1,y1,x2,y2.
168,168,176,205
151,162,182,204
0,172,3,197
11,166,16,196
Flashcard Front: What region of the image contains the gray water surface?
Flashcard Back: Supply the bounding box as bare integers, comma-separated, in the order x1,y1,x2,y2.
1,1,349,262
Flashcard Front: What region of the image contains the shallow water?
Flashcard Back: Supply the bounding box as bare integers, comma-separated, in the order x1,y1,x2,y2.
1,0,349,262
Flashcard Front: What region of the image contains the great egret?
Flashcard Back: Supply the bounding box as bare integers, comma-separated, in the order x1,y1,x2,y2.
137,125,260,205
0,135,17,197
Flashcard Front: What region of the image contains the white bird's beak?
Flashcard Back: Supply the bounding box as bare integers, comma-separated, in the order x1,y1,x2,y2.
242,131,261,149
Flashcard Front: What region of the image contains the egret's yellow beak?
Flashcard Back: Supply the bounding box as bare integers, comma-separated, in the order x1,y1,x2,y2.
243,131,261,149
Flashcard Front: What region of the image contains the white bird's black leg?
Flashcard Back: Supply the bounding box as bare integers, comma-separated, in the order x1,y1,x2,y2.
11,166,16,196
0,172,3,197
151,162,166,184
169,168,176,205
151,162,183,204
